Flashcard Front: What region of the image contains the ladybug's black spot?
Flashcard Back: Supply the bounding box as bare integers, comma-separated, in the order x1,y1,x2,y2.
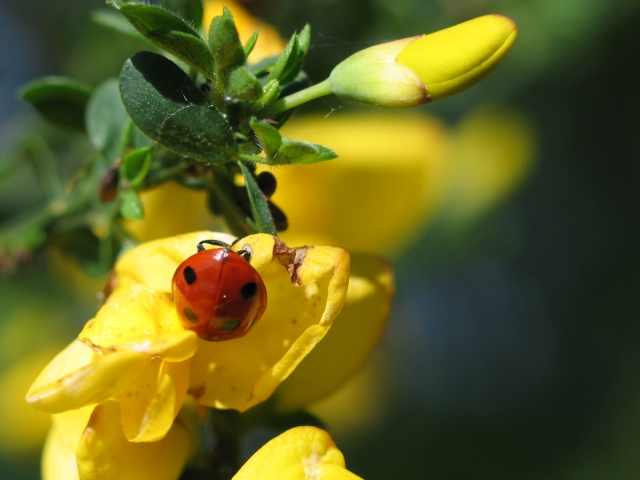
183,308,199,323
240,282,257,300
220,319,242,332
183,266,197,285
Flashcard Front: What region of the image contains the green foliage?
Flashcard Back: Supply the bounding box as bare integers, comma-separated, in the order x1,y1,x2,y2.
120,52,235,164
20,76,92,131
2,0,337,269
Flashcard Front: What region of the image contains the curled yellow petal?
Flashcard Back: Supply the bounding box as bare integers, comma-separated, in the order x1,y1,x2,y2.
233,426,362,480
42,406,94,480
188,236,350,411
26,340,150,413
275,253,393,410
76,401,191,480
114,358,190,442
330,14,517,107
397,15,518,100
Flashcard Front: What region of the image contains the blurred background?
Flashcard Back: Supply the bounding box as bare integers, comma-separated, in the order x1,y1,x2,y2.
2,0,640,479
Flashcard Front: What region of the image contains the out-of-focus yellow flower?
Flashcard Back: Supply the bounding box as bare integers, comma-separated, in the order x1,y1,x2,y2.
232,426,362,480
442,106,536,224
203,0,286,63
42,403,193,480
273,111,451,254
330,15,517,108
0,350,57,455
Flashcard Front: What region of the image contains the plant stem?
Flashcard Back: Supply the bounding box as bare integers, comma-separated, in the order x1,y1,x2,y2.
264,77,333,116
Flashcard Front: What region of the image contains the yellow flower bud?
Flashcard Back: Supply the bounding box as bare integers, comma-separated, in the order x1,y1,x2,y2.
330,14,517,107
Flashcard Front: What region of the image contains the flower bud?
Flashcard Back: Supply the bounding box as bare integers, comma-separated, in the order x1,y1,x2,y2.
330,15,517,108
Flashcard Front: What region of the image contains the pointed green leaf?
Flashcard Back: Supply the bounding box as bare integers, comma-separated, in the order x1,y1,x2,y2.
120,52,236,164
226,67,262,101
86,79,129,163
20,76,92,131
121,146,153,187
249,118,281,160
238,162,276,235
120,189,144,219
161,0,203,29
243,30,259,59
113,2,214,78
208,8,245,81
268,25,311,84
278,137,338,165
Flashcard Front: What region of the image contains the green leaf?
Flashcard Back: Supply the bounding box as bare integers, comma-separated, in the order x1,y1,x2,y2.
249,118,281,160
119,189,144,219
278,137,338,165
120,52,236,164
121,146,153,187
113,2,215,78
161,0,204,29
244,30,259,59
226,67,263,101
208,7,245,82
268,24,311,85
238,161,276,235
86,79,129,163
20,76,92,131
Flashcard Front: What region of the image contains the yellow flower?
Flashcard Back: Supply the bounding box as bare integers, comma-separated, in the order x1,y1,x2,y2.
233,426,362,480
329,15,517,107
203,0,286,63
28,232,351,424
272,111,450,254
42,403,194,480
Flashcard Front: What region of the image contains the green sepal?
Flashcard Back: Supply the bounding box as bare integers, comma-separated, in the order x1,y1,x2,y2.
237,161,277,235
227,67,263,101
121,146,153,187
20,76,92,131
119,189,144,219
120,52,236,164
249,118,281,160
110,1,215,79
208,7,245,83
255,79,280,109
277,137,338,165
86,79,129,164
268,24,311,84
244,30,259,59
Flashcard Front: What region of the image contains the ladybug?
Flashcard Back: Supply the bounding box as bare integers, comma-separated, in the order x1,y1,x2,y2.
172,239,267,341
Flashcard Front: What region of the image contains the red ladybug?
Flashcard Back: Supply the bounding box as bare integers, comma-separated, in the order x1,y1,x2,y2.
172,239,267,341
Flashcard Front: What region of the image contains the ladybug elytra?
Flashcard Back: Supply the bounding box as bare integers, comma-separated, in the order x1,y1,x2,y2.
171,239,267,341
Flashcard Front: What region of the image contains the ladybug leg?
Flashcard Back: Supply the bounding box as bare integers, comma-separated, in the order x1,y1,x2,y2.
236,249,252,262
197,239,231,252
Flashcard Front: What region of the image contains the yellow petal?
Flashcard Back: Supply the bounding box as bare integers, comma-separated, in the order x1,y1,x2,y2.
76,401,191,480
233,426,362,480
115,358,190,442
116,231,237,293
188,236,350,411
274,111,451,254
203,0,286,63
42,406,94,480
397,15,517,100
26,340,150,413
126,182,214,243
275,253,393,410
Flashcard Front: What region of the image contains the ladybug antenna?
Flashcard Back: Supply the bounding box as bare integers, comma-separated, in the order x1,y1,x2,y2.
196,239,253,263
197,239,231,252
